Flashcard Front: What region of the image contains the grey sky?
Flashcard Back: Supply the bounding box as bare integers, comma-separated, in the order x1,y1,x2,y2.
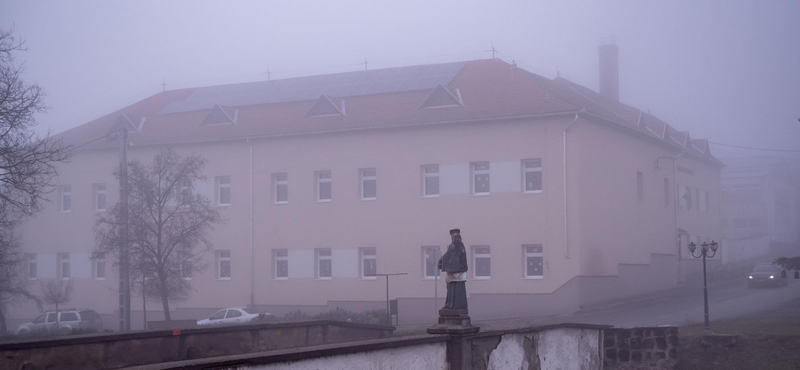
2,0,798,156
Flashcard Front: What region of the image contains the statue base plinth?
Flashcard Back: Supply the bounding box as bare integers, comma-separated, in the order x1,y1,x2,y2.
427,308,480,335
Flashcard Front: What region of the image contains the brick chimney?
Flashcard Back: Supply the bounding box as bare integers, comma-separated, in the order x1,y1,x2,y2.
599,43,619,101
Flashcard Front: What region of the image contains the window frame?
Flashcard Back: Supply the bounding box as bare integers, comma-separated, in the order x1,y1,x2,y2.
59,252,71,280
315,171,332,202
273,249,289,280
636,171,644,203
315,248,332,280
217,176,231,207
359,247,377,279
60,185,72,213
422,164,440,198
471,245,491,280
663,178,670,208
179,249,193,280
522,159,543,194
94,257,106,280
217,250,231,280
471,161,490,195
359,168,377,201
273,173,288,204
523,244,544,279
26,253,37,280
95,183,107,212
422,246,440,280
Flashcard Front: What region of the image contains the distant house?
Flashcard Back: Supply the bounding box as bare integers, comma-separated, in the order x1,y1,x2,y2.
8,45,722,328
721,156,799,262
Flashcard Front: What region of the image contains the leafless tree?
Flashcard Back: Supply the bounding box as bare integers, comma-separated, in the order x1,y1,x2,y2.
95,148,222,320
0,28,69,333
40,279,73,330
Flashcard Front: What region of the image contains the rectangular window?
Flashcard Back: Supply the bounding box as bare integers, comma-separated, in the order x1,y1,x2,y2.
60,185,71,212
217,176,231,206
316,171,332,202
663,178,670,208
273,249,288,280
695,188,700,210
360,168,377,200
217,250,231,280
422,164,440,197
26,253,37,280
686,186,693,210
472,245,491,279
94,258,106,280
471,161,490,195
58,252,70,279
179,178,193,204
523,245,544,279
315,248,332,279
273,173,288,204
422,246,440,279
359,247,377,279
94,184,107,212
636,171,644,203
704,190,709,212
179,250,192,279
522,159,543,193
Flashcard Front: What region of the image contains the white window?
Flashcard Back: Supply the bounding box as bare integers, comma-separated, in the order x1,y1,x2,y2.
179,178,193,204
703,190,709,212
273,249,288,280
678,184,692,209
471,162,490,195
273,173,288,204
316,171,332,202
522,159,542,193
664,178,670,208
422,164,440,197
360,247,377,279
26,253,37,280
94,258,106,280
472,246,491,279
523,245,544,279
695,188,700,210
179,250,192,279
422,246,440,279
217,250,231,280
95,183,107,212
60,185,71,212
636,171,644,203
315,248,332,279
360,168,377,200
58,252,70,279
217,176,231,206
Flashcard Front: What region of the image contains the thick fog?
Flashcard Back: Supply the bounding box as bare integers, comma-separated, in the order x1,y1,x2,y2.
2,0,799,155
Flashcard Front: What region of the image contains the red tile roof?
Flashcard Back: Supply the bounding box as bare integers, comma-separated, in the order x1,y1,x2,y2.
57,59,717,163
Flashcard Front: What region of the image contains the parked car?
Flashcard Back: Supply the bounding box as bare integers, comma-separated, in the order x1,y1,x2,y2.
747,263,788,288
196,307,272,326
16,309,104,334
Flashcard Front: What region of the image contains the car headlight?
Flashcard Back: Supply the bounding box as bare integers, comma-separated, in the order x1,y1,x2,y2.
769,275,774,279
749,276,753,279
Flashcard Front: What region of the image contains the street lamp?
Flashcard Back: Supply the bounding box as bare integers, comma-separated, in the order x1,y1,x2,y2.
688,240,719,330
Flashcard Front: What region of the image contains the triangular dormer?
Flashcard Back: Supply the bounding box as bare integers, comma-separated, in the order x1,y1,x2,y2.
106,113,140,135
201,104,237,126
418,84,463,109
304,95,344,118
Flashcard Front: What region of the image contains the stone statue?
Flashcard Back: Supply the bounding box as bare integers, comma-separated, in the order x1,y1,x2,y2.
438,229,468,309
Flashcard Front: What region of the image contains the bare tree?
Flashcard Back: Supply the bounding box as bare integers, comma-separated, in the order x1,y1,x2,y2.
40,279,73,330
0,28,69,333
95,148,221,320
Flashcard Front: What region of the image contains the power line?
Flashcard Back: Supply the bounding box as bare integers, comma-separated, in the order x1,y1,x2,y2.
709,141,800,153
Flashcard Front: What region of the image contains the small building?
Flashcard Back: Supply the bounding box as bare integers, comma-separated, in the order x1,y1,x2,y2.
7,45,723,328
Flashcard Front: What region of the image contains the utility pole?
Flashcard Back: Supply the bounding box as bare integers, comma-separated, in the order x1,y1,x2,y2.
376,273,406,326
118,128,131,331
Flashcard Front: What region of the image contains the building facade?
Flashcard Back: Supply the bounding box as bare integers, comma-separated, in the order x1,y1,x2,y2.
6,50,722,329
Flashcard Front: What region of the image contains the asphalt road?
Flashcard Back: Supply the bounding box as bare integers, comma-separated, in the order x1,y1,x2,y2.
473,277,800,330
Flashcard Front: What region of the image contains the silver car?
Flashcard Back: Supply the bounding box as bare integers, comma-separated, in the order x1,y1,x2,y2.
16,309,104,334
196,308,271,326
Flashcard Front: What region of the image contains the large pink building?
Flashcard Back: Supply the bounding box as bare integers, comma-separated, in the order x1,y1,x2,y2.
7,47,723,329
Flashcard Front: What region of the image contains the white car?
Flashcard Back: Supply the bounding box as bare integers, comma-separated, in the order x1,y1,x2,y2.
196,307,270,326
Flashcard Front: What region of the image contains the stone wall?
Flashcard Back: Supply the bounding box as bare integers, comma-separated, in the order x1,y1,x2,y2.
0,320,393,370
603,326,678,370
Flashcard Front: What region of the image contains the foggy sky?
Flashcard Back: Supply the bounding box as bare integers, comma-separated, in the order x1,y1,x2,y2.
1,0,799,157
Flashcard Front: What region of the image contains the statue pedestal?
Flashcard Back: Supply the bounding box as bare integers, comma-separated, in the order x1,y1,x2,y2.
427,308,480,335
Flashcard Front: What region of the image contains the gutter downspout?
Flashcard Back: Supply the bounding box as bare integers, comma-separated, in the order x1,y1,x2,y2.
248,139,255,307
563,112,581,259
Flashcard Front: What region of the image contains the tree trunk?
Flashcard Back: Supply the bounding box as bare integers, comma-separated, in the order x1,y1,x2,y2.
0,306,7,334
55,302,59,332
159,277,171,321
142,275,147,330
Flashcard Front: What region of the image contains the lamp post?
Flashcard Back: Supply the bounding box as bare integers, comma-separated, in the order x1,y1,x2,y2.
688,240,719,330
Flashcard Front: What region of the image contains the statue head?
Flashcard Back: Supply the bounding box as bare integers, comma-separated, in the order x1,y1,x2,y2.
450,229,461,243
